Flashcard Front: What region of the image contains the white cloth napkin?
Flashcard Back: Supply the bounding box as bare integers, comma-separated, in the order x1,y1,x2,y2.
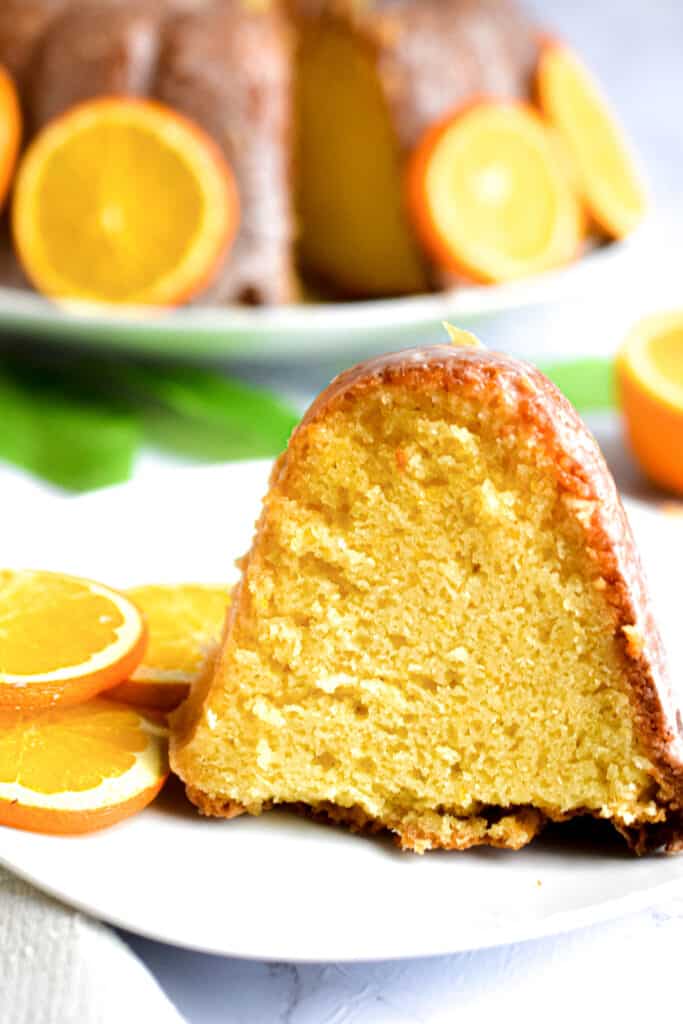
0,868,185,1024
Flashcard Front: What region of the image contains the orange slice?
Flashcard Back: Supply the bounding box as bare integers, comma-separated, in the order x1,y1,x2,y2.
0,65,21,210
109,583,230,710
536,40,648,239
12,97,239,307
0,699,167,834
616,311,683,495
407,101,584,283
0,570,147,709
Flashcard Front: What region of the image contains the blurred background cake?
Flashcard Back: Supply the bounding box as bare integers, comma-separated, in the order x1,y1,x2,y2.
0,0,644,307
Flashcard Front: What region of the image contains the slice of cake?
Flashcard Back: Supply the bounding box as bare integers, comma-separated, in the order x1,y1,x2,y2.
175,338,683,853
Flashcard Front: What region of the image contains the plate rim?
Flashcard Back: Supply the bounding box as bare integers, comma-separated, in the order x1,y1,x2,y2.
0,233,647,359
1,844,682,963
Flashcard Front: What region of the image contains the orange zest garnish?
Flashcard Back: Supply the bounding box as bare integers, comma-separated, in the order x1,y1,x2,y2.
109,583,230,711
0,570,147,709
536,40,647,239
12,97,239,307
616,311,683,495
407,101,583,283
0,65,21,211
0,699,167,834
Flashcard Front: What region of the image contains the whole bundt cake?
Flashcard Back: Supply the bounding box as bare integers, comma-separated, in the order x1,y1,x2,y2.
0,0,538,304
171,336,683,853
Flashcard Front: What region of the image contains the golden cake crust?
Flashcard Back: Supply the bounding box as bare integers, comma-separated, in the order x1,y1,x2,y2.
174,345,683,852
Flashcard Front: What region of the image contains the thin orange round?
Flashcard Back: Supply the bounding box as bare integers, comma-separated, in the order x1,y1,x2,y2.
12,96,239,307
406,99,583,284
108,583,230,711
536,40,648,239
0,699,168,835
616,311,683,495
0,569,147,709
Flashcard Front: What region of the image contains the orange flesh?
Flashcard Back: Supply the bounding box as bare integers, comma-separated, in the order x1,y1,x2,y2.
648,329,683,389
0,574,126,676
0,702,146,793
408,103,583,283
12,98,238,306
537,43,647,238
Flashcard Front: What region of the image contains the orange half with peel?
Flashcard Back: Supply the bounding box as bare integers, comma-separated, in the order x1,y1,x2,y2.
109,583,230,710
0,699,167,834
537,41,647,239
0,569,147,709
407,101,583,284
617,311,683,495
12,97,239,307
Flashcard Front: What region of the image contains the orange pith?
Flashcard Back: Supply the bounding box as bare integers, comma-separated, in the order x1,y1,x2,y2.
536,41,647,239
0,699,168,834
617,311,683,495
0,65,21,210
0,569,147,709
109,583,230,710
11,96,239,307
407,100,583,284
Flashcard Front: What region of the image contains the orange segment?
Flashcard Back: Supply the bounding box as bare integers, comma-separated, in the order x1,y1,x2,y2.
407,101,583,283
12,97,239,307
0,65,21,210
109,583,230,710
616,311,683,495
536,41,648,239
0,699,167,834
0,570,147,709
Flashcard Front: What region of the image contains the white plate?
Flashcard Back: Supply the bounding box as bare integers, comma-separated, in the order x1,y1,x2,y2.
2,461,683,963
0,237,645,362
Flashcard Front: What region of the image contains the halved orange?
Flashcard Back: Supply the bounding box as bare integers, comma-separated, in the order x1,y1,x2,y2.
536,40,648,239
0,569,147,709
616,311,683,495
407,101,584,283
0,65,21,210
12,97,239,306
0,699,167,834
109,583,230,710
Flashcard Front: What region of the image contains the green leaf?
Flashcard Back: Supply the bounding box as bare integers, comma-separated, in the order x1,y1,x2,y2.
128,365,300,461
536,357,616,412
0,368,139,492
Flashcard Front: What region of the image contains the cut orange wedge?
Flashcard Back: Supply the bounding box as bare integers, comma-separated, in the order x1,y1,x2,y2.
12,97,239,307
536,40,647,239
0,65,21,210
0,699,167,834
407,101,584,283
616,311,683,495
0,569,147,709
109,583,230,710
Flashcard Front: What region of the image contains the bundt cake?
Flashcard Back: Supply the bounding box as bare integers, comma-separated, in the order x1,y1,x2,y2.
294,0,537,296
0,0,297,305
171,336,683,853
0,0,537,304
